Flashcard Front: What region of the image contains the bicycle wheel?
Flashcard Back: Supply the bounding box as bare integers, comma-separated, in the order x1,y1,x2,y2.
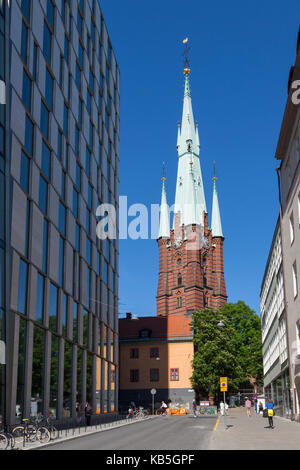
36,427,50,443
7,433,15,449
12,426,25,446
49,425,59,440
0,433,8,450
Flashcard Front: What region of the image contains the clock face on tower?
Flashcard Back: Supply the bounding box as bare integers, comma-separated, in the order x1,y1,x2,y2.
173,238,182,249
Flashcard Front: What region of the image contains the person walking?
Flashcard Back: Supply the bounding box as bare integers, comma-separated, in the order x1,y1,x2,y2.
192,400,197,418
245,397,252,417
85,402,92,426
265,398,275,429
219,401,225,416
224,402,229,416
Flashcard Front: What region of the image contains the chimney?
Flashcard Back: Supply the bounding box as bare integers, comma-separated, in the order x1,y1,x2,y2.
126,312,132,320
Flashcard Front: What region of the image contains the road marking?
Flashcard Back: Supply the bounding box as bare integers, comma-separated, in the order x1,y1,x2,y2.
213,417,220,431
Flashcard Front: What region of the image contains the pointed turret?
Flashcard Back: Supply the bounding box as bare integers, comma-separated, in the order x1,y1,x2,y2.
183,161,197,226
177,123,181,151
173,67,207,228
158,177,170,238
211,176,223,238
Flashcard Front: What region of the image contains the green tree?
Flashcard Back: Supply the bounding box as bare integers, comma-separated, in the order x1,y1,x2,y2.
219,301,263,387
191,309,243,397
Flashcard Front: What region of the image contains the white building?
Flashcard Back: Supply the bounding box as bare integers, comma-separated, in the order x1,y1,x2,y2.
260,219,291,418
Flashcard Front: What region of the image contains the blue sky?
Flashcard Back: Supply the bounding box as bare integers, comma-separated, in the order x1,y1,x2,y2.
100,0,300,317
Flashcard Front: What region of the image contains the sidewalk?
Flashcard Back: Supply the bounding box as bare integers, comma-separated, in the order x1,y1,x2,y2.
11,415,155,451
209,407,300,450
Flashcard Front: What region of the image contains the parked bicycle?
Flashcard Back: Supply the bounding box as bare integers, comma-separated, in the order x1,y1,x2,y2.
0,421,15,450
12,419,51,446
31,414,59,441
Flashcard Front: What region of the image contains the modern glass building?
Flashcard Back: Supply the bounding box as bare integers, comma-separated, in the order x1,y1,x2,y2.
0,0,120,425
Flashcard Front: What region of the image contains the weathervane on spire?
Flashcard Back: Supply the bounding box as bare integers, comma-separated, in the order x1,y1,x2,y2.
182,37,190,75
213,161,217,181
162,161,166,181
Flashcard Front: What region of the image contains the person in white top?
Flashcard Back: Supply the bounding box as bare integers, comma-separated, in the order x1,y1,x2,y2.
219,401,225,416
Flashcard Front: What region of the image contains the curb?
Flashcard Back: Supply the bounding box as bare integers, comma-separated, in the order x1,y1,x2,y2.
20,416,156,451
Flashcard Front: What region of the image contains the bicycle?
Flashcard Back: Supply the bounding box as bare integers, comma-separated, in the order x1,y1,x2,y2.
12,419,51,446
0,422,15,450
33,415,59,441
0,432,8,451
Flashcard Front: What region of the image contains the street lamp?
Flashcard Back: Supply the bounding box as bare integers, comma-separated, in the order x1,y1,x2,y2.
217,321,225,328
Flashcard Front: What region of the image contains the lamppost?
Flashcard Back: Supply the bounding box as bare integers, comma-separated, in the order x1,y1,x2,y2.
217,320,228,430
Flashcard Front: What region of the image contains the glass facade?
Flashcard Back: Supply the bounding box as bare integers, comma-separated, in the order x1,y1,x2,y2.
5,0,120,425
0,0,5,425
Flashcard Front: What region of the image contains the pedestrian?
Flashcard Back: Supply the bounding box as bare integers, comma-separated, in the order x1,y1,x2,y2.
76,402,83,425
85,402,92,426
224,402,229,416
258,401,264,414
265,398,275,429
192,400,197,418
159,401,168,415
219,401,224,416
245,397,252,417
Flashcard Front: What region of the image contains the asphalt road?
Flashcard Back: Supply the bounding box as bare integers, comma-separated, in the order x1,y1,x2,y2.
42,415,218,450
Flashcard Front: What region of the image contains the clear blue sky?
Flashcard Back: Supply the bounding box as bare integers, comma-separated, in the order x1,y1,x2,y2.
100,0,300,317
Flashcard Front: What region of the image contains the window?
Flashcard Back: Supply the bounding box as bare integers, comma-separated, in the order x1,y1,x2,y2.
57,129,63,160
33,42,38,80
20,151,29,193
290,212,295,244
42,219,48,273
46,0,54,30
130,348,139,359
150,368,159,382
292,262,298,299
130,369,139,383
178,274,182,287
40,101,49,138
73,188,78,218
59,236,64,287
86,238,91,265
63,103,68,137
21,20,28,64
45,68,53,110
41,140,51,179
36,274,45,323
59,202,66,235
22,69,31,111
139,329,151,339
49,283,58,331
18,259,28,315
150,347,159,358
64,34,69,64
43,20,52,64
62,293,67,336
25,115,33,156
21,0,31,22
170,368,179,381
39,175,48,214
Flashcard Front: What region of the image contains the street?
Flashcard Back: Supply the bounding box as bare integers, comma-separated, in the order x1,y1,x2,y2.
42,415,217,450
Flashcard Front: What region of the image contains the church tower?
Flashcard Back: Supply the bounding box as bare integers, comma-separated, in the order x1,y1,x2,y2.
156,58,227,327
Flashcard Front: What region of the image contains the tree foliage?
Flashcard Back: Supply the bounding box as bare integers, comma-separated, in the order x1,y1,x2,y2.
191,302,263,397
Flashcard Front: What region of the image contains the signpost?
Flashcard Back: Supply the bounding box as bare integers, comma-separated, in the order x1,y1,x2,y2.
151,388,157,415
220,377,228,430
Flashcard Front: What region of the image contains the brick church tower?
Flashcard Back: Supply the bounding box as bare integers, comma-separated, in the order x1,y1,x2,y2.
156,63,227,332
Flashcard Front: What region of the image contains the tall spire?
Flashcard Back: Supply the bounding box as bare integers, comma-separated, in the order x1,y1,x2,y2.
158,176,170,238
211,167,224,238
173,40,207,228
